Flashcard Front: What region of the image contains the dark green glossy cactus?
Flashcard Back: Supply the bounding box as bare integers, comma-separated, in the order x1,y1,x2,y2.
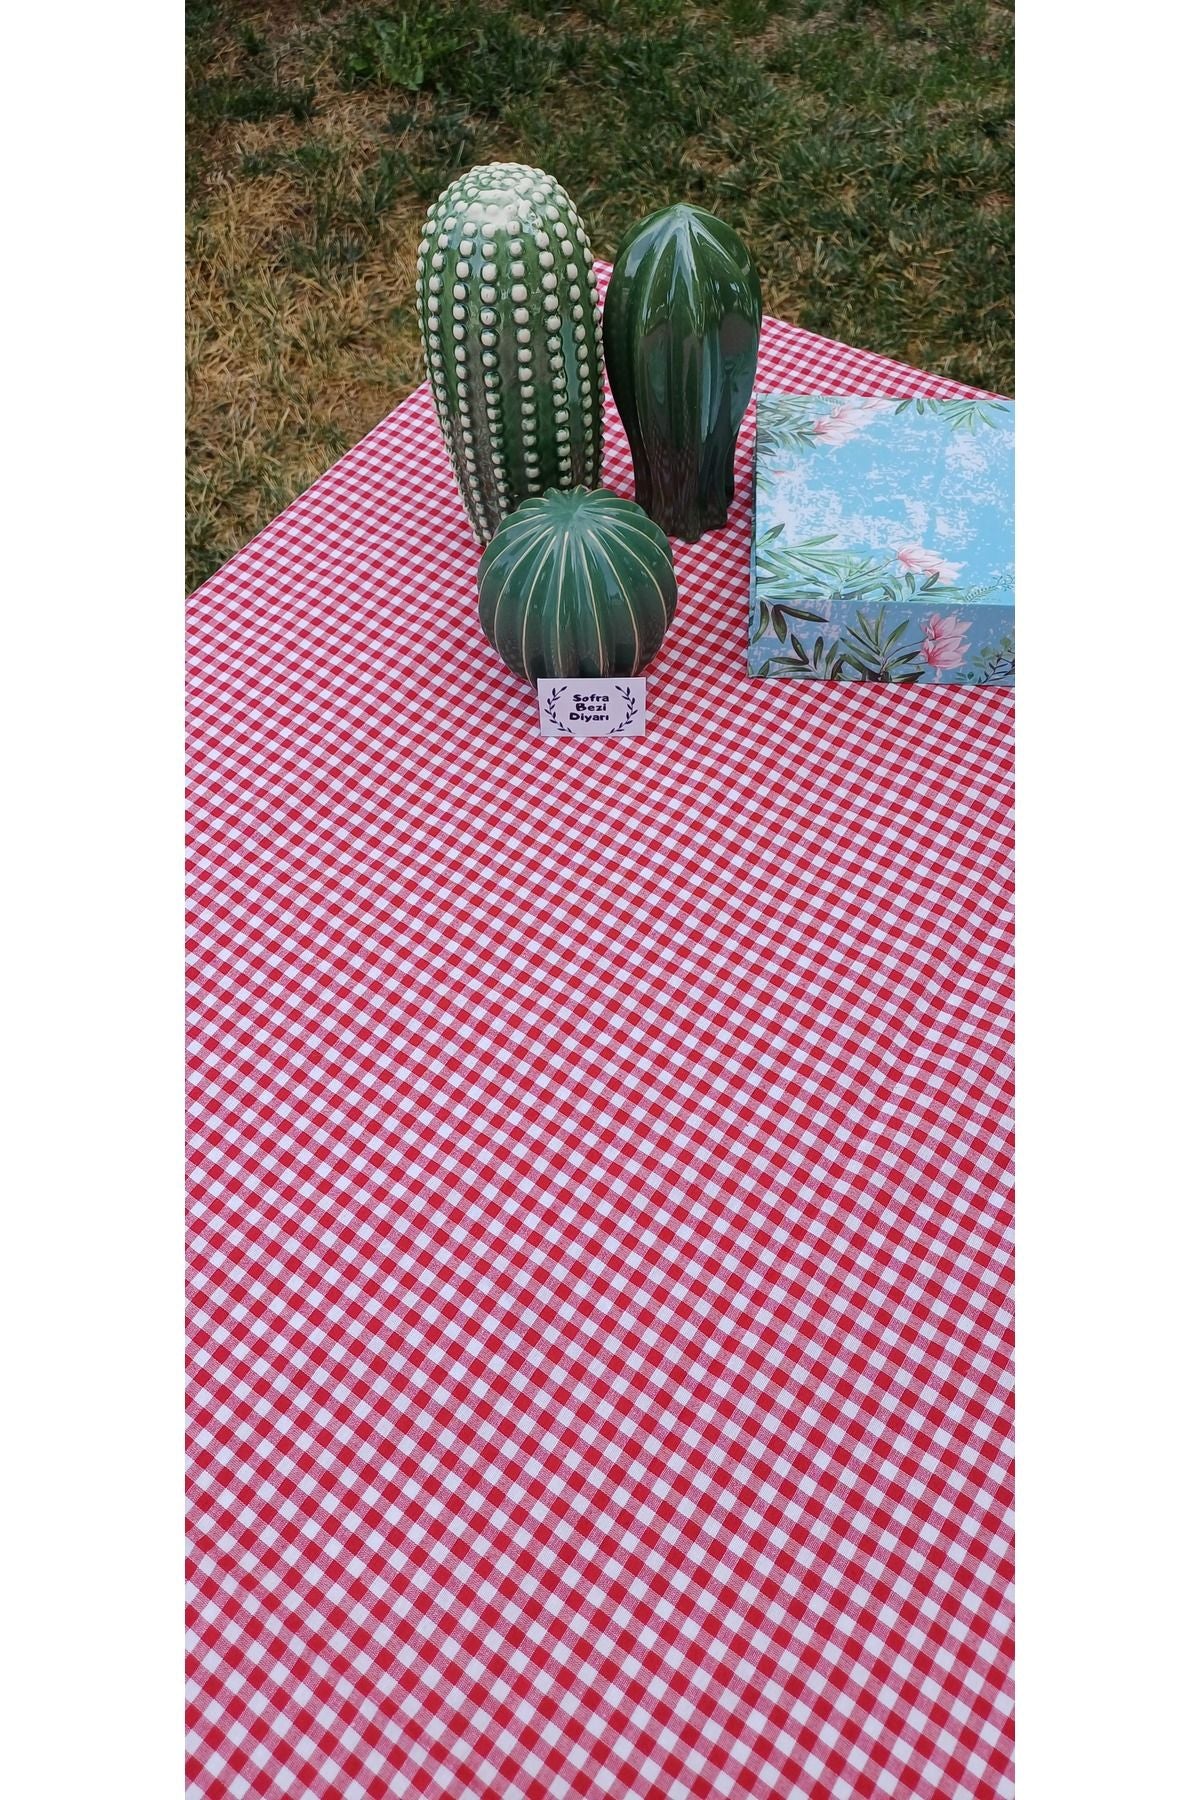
602,204,762,543
477,488,677,683
416,163,604,545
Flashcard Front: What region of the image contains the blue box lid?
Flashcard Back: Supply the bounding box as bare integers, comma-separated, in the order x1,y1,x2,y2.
750,394,1014,686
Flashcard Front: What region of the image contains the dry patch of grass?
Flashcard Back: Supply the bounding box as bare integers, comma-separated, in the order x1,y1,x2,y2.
188,202,425,580
187,0,1013,590
186,6,437,582
187,138,426,581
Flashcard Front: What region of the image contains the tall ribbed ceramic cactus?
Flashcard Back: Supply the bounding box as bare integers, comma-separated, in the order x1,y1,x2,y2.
602,204,761,543
416,163,604,544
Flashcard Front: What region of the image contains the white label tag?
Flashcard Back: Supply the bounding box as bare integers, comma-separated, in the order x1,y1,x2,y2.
537,677,646,739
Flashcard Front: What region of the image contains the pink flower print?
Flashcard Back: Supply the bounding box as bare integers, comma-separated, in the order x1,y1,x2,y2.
811,407,866,446
896,544,964,584
810,398,892,446
922,613,970,672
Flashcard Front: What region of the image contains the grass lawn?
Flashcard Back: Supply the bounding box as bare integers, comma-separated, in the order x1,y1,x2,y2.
186,0,1013,592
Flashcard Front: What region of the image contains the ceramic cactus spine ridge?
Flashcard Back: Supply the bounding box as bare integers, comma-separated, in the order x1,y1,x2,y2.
477,487,678,684
602,203,762,543
416,163,604,545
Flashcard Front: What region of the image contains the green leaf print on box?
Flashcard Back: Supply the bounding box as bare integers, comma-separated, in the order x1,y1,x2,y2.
749,394,1014,687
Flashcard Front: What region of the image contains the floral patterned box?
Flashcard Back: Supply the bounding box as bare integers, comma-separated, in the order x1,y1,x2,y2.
749,393,1014,686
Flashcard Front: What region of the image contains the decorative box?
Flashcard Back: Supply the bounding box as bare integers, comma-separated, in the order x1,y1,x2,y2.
749,394,1014,686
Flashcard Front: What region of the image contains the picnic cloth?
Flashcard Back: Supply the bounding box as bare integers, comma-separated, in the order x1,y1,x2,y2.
187,267,1014,1799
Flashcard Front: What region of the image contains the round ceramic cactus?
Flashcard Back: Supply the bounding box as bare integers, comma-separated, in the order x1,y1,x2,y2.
416,163,604,544
602,203,762,543
477,487,677,684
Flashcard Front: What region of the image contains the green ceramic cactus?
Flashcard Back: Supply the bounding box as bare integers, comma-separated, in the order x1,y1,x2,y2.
416,163,604,544
602,203,762,543
477,488,677,684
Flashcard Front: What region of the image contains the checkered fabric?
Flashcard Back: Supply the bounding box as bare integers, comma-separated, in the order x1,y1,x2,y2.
188,264,1013,1800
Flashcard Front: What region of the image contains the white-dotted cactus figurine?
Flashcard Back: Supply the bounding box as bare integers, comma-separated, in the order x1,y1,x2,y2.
416,164,604,545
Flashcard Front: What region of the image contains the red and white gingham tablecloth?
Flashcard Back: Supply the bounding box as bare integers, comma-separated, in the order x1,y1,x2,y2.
187,267,1013,1799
